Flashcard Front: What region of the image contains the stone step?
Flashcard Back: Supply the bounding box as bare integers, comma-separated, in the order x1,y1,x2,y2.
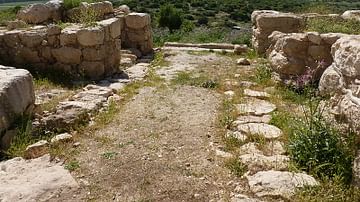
236,99,276,116
237,123,282,139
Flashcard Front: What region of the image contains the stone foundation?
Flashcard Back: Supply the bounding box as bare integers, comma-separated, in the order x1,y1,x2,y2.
0,18,121,79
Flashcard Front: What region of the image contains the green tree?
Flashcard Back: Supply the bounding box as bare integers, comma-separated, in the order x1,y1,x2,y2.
158,4,183,33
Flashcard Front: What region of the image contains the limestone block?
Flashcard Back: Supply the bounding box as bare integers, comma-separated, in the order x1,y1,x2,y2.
125,13,150,29
82,46,106,61
80,61,105,79
60,28,78,46
24,140,49,159
98,18,121,39
17,4,52,24
77,27,104,46
52,47,82,64
19,31,46,48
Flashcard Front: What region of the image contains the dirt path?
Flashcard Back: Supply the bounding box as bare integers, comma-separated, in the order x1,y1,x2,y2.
50,49,246,201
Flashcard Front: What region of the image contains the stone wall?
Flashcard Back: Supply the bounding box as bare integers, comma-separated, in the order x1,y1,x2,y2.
0,17,122,79
319,35,360,127
267,31,347,79
0,66,34,149
120,13,153,55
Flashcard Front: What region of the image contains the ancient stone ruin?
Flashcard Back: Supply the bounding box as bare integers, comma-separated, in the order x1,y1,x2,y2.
0,1,153,150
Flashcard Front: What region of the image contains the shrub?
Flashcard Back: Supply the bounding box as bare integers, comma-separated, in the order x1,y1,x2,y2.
72,8,99,26
288,98,357,184
231,32,251,46
63,0,95,10
0,6,20,26
158,4,183,33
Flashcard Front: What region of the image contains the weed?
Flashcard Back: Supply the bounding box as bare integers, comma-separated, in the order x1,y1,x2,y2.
218,99,236,129
4,115,41,158
151,51,170,68
63,0,95,10
118,140,134,148
246,49,259,60
270,111,295,138
288,98,357,184
294,177,360,202
252,63,272,85
72,8,99,27
101,151,117,159
224,157,248,177
171,71,218,89
247,133,266,148
64,160,80,171
224,136,242,152
0,6,20,26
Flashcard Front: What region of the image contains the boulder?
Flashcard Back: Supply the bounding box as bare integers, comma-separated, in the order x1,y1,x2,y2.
246,170,318,199
341,10,360,21
50,133,73,144
0,155,79,201
118,5,130,14
17,2,61,24
319,35,360,126
267,32,336,79
251,10,304,54
237,58,250,65
0,66,34,135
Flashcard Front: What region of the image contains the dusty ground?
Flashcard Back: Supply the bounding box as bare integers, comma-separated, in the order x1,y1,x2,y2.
49,49,254,201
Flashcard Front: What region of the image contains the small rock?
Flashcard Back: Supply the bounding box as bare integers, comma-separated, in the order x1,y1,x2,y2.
265,141,286,155
215,149,233,158
243,89,270,99
25,140,49,159
73,142,81,147
240,153,289,171
224,90,235,98
50,133,73,144
240,143,263,155
237,58,251,65
246,170,318,199
234,45,249,55
226,130,247,142
237,123,282,139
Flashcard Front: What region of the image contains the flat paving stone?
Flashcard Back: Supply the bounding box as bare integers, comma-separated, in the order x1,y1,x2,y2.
237,123,282,139
243,89,270,99
236,99,276,116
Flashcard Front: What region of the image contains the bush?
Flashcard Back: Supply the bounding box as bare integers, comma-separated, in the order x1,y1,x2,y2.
158,4,183,33
0,6,21,26
288,98,357,184
72,8,99,26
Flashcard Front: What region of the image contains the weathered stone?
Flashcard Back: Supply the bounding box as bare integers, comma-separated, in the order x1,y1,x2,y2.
0,155,79,201
0,66,34,134
125,13,150,29
80,61,105,79
236,99,276,116
234,44,249,55
60,28,78,46
50,133,73,144
77,27,104,46
246,170,318,199
237,123,282,139
240,153,289,171
240,143,263,155
243,89,270,99
118,5,130,14
24,140,49,159
6,20,27,30
251,10,304,54
18,48,40,63
341,10,360,21
226,130,247,142
265,141,286,155
47,25,61,35
353,151,360,187
17,4,52,24
215,149,233,158
88,1,113,17
125,63,150,80
82,47,105,61
0,130,17,150
52,47,82,64
232,115,271,125
237,58,250,65
98,18,121,39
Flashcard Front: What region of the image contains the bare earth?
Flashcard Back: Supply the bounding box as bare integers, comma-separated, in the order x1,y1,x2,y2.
50,49,248,201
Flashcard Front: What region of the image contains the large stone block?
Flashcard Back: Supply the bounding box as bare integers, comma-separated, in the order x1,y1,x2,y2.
60,27,78,46
251,10,304,54
19,31,46,48
80,61,105,79
125,13,150,29
0,66,35,134
98,18,121,39
17,4,52,24
77,27,104,46
52,47,82,64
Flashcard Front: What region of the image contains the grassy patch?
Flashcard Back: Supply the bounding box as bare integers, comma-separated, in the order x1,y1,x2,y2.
0,6,20,26
171,71,219,89
288,98,358,184
294,178,360,202
306,17,360,35
101,151,117,159
224,157,248,177
64,160,80,171
251,62,272,85
218,99,237,129
151,51,170,68
269,110,296,139
63,0,95,10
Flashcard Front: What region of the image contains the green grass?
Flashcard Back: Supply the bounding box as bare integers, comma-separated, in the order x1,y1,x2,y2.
171,71,219,89
0,6,20,25
64,160,80,171
101,151,117,159
306,17,360,35
224,157,248,177
63,0,95,10
294,177,360,202
251,62,272,85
